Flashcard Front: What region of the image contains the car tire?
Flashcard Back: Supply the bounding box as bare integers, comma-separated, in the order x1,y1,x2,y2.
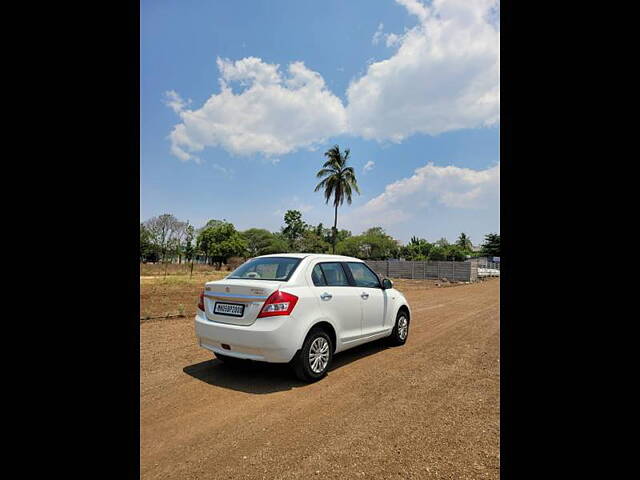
389,310,409,346
214,352,245,365
292,328,333,383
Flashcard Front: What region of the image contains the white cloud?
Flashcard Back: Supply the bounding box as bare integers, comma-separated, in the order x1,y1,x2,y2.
346,0,500,141
164,90,191,114
165,0,499,160
363,160,375,172
385,32,403,47
396,0,429,22
372,23,385,45
350,162,499,228
167,57,348,161
212,163,233,177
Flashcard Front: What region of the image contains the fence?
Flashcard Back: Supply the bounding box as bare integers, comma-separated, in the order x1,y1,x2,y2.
366,259,479,283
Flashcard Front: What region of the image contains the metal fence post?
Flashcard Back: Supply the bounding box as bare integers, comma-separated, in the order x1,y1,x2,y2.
452,260,455,281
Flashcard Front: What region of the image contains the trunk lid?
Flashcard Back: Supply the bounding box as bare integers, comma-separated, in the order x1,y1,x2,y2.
203,279,281,326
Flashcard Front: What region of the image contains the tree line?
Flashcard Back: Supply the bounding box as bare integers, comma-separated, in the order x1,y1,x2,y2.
140,144,499,269
140,210,500,268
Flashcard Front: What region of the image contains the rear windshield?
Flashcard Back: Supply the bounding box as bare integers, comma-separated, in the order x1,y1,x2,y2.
227,257,302,281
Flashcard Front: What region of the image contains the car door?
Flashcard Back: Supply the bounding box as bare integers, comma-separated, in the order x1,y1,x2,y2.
344,262,386,336
310,262,362,342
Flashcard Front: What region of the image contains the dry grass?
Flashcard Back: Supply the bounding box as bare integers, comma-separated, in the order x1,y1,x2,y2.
140,272,227,319
140,262,234,277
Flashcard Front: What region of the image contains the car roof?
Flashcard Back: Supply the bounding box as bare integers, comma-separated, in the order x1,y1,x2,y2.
255,253,363,262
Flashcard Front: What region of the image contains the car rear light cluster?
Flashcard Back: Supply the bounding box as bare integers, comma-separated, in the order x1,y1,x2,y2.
257,290,298,318
197,290,205,311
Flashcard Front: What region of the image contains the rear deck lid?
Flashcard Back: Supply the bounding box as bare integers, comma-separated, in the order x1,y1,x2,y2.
203,279,281,326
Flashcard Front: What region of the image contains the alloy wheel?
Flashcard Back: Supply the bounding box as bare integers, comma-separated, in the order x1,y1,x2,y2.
309,337,330,373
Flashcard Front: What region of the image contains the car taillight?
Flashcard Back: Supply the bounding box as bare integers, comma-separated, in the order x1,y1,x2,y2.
257,290,299,318
197,290,205,311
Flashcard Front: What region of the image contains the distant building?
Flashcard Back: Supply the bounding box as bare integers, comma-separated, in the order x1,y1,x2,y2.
474,256,500,269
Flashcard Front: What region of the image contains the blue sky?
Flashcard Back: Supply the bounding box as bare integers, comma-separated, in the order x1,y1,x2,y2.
141,0,500,245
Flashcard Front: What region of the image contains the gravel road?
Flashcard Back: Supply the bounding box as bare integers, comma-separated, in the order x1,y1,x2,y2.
140,278,500,479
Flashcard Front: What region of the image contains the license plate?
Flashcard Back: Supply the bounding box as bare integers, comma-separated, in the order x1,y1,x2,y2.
214,302,245,317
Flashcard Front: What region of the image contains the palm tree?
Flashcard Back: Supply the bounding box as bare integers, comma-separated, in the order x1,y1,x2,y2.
456,232,472,250
314,145,361,253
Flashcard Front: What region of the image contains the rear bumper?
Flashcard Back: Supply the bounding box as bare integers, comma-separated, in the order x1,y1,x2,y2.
194,311,305,363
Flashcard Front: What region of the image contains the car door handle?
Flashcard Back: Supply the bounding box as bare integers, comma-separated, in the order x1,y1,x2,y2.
361,292,369,299
320,292,333,301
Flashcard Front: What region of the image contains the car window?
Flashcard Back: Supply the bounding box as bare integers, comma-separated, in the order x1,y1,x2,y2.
319,263,350,286
228,257,301,281
311,264,326,286
346,262,381,288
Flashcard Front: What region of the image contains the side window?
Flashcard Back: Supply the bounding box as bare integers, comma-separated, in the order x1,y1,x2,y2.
319,263,350,286
346,262,381,288
311,264,326,286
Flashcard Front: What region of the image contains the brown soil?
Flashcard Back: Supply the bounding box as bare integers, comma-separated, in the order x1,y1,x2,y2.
140,278,500,479
139,273,227,319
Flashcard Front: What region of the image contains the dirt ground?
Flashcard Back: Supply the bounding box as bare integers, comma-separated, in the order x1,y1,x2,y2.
140,278,500,479
140,272,227,318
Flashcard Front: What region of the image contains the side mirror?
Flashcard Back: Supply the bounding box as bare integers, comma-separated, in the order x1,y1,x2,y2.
381,278,393,289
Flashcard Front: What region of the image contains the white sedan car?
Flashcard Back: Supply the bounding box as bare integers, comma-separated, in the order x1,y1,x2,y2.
195,254,411,382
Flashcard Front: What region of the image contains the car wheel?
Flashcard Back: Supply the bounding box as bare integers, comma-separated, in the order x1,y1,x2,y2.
292,328,333,382
389,310,409,346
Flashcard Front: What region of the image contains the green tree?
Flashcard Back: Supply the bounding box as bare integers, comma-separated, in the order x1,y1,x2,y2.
261,232,290,255
297,229,330,253
456,232,472,250
361,227,399,259
401,236,432,260
335,236,364,258
428,245,447,261
242,228,275,257
143,214,188,275
444,244,468,261
481,233,500,257
184,225,195,260
144,213,184,264
314,145,361,253
281,210,307,249
174,221,189,264
335,227,399,260
335,229,352,244
320,227,351,245
140,223,158,263
196,220,247,269
184,224,195,277
435,237,450,248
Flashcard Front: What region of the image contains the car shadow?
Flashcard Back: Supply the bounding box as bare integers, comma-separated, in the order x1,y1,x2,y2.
183,337,392,394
